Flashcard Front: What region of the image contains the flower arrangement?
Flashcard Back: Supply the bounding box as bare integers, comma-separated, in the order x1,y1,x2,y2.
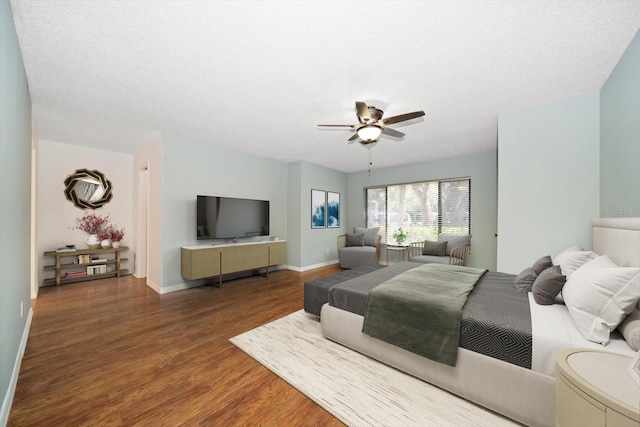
97,227,110,241
108,225,125,242
392,227,408,244
96,224,125,246
72,212,110,235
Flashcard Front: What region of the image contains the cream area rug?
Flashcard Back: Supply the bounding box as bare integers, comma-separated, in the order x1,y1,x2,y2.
230,310,519,427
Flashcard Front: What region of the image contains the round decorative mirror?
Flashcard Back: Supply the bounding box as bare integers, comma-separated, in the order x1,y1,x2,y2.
64,168,113,210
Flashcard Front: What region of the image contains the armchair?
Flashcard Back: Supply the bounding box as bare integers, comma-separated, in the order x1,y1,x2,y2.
337,234,381,269
408,233,471,266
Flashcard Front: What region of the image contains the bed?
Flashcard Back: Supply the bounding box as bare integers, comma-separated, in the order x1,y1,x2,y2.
320,218,640,427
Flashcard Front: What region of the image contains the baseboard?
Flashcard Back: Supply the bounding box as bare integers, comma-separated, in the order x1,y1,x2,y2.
156,267,286,294
1,307,33,426
145,279,162,294
146,262,337,294
285,259,339,272
156,281,204,295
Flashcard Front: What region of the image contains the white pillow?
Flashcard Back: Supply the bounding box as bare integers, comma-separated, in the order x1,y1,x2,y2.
562,255,640,345
618,309,640,351
553,245,598,278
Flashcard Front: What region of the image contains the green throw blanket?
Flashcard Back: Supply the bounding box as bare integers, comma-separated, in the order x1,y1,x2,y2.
362,263,487,367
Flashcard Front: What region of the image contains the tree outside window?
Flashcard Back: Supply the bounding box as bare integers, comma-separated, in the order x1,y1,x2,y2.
365,178,470,244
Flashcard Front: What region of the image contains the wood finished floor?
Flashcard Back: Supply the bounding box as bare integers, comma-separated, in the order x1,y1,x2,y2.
9,266,345,426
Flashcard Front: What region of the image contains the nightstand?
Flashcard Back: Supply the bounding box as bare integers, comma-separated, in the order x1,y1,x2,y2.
555,348,640,427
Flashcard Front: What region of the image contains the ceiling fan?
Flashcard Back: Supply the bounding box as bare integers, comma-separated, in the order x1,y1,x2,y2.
318,101,425,145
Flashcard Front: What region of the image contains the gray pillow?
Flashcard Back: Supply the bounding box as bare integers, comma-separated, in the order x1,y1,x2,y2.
532,265,566,305
531,255,553,276
514,267,537,292
345,233,364,247
438,233,471,254
423,240,447,256
353,227,380,247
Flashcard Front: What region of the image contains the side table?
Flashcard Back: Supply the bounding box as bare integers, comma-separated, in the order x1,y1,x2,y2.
555,348,639,427
386,244,409,265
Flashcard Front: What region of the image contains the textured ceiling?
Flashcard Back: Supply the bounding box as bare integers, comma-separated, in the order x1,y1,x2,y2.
10,1,640,173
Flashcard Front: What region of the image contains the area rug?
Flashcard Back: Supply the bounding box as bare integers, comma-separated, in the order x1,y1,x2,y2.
230,310,518,427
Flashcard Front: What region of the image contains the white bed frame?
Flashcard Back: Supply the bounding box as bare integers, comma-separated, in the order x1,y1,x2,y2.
321,218,640,427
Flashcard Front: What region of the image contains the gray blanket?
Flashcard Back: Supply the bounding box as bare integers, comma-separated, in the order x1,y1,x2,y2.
362,264,487,366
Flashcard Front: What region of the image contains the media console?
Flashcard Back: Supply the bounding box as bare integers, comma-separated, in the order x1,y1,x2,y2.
181,240,286,286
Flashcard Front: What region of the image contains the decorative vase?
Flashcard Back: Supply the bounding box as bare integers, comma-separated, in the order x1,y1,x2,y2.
101,239,111,248
86,234,100,249
112,241,121,249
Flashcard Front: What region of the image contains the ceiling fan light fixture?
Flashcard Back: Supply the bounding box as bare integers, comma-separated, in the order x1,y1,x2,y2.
357,124,382,142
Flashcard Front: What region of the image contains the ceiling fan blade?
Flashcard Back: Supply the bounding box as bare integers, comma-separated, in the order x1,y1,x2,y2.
381,127,405,138
382,111,425,125
318,124,357,128
347,133,360,142
356,101,372,124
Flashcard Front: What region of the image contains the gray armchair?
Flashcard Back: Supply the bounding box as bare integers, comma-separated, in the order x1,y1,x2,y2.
337,234,381,269
408,233,471,266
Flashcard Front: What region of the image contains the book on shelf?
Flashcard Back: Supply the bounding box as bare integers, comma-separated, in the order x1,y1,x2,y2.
77,255,108,264
65,270,87,277
86,265,107,275
56,247,77,252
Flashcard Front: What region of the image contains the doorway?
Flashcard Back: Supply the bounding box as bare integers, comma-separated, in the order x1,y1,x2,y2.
136,164,149,279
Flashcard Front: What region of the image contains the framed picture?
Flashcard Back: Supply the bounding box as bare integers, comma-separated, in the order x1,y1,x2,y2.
311,189,326,228
327,191,340,228
628,351,640,387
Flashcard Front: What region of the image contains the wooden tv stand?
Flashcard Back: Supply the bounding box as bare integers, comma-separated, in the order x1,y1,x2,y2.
181,240,286,286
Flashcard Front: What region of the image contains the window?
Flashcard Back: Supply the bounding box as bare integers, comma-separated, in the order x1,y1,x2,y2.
365,178,470,244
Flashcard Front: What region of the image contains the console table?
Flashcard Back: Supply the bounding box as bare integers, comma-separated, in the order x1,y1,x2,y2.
181,240,286,286
43,246,129,286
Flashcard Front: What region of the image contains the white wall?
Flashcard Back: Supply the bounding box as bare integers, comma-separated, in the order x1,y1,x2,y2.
497,92,600,273
133,134,163,290
347,151,498,270
36,140,134,286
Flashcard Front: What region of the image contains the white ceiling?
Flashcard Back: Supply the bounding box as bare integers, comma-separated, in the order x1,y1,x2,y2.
10,1,640,173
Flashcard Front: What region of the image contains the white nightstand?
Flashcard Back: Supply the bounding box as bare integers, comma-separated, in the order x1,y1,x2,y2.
555,348,640,427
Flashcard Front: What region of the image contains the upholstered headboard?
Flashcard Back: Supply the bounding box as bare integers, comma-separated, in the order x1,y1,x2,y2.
592,217,640,268
592,218,640,311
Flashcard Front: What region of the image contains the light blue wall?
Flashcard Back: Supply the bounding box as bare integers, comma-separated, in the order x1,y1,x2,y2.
296,161,347,267
347,151,498,270
0,0,32,421
286,162,302,266
600,30,640,218
160,135,288,288
497,92,600,273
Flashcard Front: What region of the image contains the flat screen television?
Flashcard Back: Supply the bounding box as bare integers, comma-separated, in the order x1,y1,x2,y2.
197,195,270,240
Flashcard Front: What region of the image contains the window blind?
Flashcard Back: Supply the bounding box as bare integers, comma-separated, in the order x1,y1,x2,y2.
365,178,470,244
